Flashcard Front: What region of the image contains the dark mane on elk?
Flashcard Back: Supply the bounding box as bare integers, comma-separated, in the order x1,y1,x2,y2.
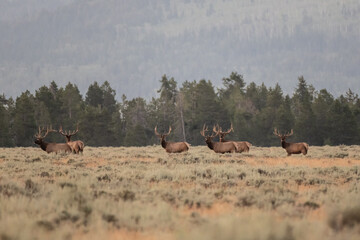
214,124,251,153
34,126,72,154
59,124,85,154
273,128,309,156
200,124,238,154
154,126,190,153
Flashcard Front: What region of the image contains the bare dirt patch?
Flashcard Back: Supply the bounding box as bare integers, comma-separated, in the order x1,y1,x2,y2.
73,229,175,240
85,157,107,168
240,157,359,168
116,156,158,163
181,202,235,217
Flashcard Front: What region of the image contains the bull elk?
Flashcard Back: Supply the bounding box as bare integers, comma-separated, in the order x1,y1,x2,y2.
154,126,190,153
273,128,309,156
59,124,85,154
200,124,238,154
34,126,72,154
214,124,251,153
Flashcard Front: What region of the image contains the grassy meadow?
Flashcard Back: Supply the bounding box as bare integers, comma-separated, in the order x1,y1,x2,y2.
0,145,360,240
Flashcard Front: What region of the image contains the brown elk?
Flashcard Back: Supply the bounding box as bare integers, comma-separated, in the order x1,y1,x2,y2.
273,128,309,156
34,126,72,154
213,124,251,153
154,126,190,153
200,124,238,154
59,124,85,154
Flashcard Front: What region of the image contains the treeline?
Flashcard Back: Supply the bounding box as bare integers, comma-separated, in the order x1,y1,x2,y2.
1,73,360,147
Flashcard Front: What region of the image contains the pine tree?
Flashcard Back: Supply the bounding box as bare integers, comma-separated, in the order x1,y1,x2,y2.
181,79,226,145
219,72,246,120
292,76,316,144
328,97,358,145
101,81,117,113
274,95,294,138
312,89,334,145
253,84,284,146
156,75,178,140
120,97,149,146
124,124,147,147
81,81,119,146
35,82,63,127
60,82,83,121
245,82,268,111
85,82,104,108
0,95,14,146
13,91,37,146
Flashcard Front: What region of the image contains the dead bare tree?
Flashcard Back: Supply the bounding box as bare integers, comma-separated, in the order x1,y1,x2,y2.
155,126,190,153
214,124,251,153
34,126,72,154
200,124,238,153
58,124,85,154
273,128,309,156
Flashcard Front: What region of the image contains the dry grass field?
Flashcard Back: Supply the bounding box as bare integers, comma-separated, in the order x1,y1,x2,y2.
1,145,360,240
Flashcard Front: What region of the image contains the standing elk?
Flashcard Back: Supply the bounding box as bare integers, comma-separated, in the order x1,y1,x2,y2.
155,126,190,153
59,125,85,154
273,128,309,156
213,124,251,153
34,126,72,154
200,124,238,153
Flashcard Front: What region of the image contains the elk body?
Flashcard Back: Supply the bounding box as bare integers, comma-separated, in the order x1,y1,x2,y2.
214,124,251,153
200,125,238,154
59,125,85,154
34,126,72,154
155,126,190,153
273,128,309,156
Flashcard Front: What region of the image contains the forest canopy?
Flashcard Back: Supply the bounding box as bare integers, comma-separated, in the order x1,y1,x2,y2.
1,73,359,147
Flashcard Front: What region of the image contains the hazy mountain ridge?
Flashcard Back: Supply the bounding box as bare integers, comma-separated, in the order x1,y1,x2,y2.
1,0,359,99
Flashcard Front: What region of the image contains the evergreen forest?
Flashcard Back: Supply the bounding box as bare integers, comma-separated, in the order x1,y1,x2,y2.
1,73,359,147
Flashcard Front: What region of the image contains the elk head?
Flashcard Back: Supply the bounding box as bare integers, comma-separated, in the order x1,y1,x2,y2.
59,124,79,142
200,124,219,143
34,125,57,145
213,123,233,142
155,126,172,142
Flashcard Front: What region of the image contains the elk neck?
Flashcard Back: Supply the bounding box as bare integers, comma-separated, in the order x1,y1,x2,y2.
281,140,290,149
161,138,167,149
65,136,71,143
38,140,48,151
205,139,214,150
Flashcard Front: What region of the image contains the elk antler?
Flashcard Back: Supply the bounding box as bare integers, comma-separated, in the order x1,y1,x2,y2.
274,128,293,138
34,126,44,138
221,123,233,135
154,126,161,137
273,128,281,137
284,129,293,137
211,126,219,138
59,124,79,137
200,124,208,137
201,124,218,138
35,125,57,139
213,123,233,135
154,126,172,137
212,125,220,135
165,126,172,136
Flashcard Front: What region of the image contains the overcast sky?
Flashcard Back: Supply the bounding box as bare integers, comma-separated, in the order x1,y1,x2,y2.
1,0,360,100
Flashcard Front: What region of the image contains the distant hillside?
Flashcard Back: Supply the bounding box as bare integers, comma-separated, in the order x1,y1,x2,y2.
1,0,360,99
